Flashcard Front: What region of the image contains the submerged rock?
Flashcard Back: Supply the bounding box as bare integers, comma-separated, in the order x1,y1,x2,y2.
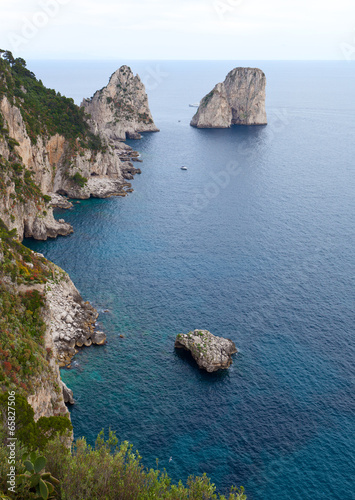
191,67,267,128
175,329,237,372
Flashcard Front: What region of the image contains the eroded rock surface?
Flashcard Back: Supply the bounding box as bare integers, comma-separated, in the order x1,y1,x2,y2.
82,65,159,143
0,96,128,240
191,67,267,128
61,381,74,405
45,266,106,367
175,329,237,372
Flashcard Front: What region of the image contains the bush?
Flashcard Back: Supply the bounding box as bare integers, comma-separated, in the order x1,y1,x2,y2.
0,418,246,499
0,394,72,452
18,453,60,499
71,172,87,188
43,430,246,500
0,54,104,151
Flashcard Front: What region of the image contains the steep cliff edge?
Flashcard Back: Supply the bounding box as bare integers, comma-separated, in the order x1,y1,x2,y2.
0,53,119,423
191,67,267,128
0,55,130,241
81,65,159,142
0,221,68,420
0,218,106,421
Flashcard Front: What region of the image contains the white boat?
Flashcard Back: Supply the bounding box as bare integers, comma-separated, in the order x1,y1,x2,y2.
181,166,187,170
189,103,199,107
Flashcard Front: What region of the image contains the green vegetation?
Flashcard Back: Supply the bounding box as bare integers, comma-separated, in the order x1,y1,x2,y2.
201,90,215,108
19,453,60,500
0,395,70,499
0,394,72,453
71,172,87,188
0,50,103,150
0,428,246,500
113,99,136,121
0,219,52,285
0,155,43,205
137,112,153,124
0,219,59,397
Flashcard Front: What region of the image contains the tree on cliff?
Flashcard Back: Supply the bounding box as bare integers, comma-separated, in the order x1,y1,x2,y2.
2,50,15,65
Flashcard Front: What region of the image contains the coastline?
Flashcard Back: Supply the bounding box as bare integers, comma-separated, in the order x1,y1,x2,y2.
0,54,160,420
30,142,145,407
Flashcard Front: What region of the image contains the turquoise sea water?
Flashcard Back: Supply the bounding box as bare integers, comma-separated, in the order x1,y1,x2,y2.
25,61,355,499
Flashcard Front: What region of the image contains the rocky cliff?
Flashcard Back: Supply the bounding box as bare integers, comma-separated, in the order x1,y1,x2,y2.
0,95,130,240
44,263,106,368
81,65,159,142
0,218,106,421
0,222,67,421
191,67,267,128
0,54,126,423
0,56,143,242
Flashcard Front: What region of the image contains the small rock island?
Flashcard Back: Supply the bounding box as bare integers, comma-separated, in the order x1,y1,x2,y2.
190,67,267,128
175,329,237,372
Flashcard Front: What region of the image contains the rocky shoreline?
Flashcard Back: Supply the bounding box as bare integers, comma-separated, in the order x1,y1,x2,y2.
44,265,105,368
0,57,159,417
15,254,108,409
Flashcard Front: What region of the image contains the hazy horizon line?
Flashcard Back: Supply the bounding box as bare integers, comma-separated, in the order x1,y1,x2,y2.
25,58,354,62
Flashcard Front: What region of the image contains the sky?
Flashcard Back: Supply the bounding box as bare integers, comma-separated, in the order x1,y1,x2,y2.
0,0,355,60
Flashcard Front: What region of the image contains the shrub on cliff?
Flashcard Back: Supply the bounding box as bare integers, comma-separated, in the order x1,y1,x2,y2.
0,422,246,499
0,51,104,151
0,394,72,452
71,172,88,188
42,430,246,500
0,220,60,397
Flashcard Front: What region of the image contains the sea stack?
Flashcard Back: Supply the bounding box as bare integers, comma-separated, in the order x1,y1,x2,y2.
175,329,237,372
81,65,159,143
190,67,267,128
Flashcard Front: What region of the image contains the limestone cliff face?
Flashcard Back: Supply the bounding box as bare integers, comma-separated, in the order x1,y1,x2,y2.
191,67,267,128
0,97,72,240
81,65,159,142
190,83,232,129
52,146,125,200
27,305,69,420
0,96,128,240
224,68,267,125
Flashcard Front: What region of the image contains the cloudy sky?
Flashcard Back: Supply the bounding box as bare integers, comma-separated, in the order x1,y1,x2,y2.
1,0,354,60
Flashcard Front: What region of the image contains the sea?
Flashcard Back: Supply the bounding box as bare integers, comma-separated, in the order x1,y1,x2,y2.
25,60,355,500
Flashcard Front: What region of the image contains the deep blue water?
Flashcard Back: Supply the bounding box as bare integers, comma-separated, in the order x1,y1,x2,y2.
25,61,355,499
